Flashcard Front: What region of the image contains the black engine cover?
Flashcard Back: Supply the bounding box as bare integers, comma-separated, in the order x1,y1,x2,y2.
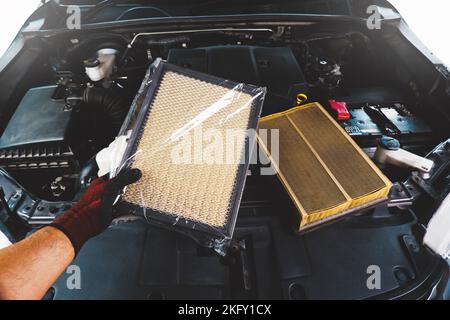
168,46,308,115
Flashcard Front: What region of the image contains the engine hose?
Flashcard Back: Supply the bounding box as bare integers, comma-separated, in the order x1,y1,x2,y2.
82,87,128,133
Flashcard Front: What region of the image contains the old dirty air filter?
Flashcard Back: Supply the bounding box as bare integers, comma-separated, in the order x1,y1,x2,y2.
121,62,265,245
258,103,392,231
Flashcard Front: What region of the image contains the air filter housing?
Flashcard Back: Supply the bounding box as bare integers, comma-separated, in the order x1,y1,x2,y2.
119,62,265,252
0,86,77,171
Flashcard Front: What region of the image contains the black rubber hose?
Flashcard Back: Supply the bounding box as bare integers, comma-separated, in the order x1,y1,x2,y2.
82,87,128,134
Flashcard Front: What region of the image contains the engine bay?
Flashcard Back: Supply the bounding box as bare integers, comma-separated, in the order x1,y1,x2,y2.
0,19,449,298
0,27,445,201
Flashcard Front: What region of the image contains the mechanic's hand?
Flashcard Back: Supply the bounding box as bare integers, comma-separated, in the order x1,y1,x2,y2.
49,169,142,254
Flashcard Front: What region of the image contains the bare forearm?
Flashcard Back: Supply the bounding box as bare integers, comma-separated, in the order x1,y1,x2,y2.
0,169,141,300
0,227,75,300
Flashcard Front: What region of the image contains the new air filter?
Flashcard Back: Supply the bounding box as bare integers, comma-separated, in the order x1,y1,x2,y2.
258,102,392,231
119,62,265,248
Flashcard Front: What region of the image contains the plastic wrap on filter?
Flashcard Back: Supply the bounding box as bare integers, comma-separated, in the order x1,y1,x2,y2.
117,62,266,254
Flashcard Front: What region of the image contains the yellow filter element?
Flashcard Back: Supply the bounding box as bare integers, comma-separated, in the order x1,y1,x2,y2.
122,63,265,237
258,102,392,230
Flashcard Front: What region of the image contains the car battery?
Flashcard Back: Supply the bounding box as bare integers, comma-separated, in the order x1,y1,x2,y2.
334,102,433,148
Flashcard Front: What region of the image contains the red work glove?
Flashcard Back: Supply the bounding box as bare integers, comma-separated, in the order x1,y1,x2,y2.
49,169,142,254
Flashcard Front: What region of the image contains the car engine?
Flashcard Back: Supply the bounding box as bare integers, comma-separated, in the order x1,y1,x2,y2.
0,11,449,297
0,29,443,200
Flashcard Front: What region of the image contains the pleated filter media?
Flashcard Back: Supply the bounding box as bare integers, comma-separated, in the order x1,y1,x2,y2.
120,62,265,242
258,103,392,231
